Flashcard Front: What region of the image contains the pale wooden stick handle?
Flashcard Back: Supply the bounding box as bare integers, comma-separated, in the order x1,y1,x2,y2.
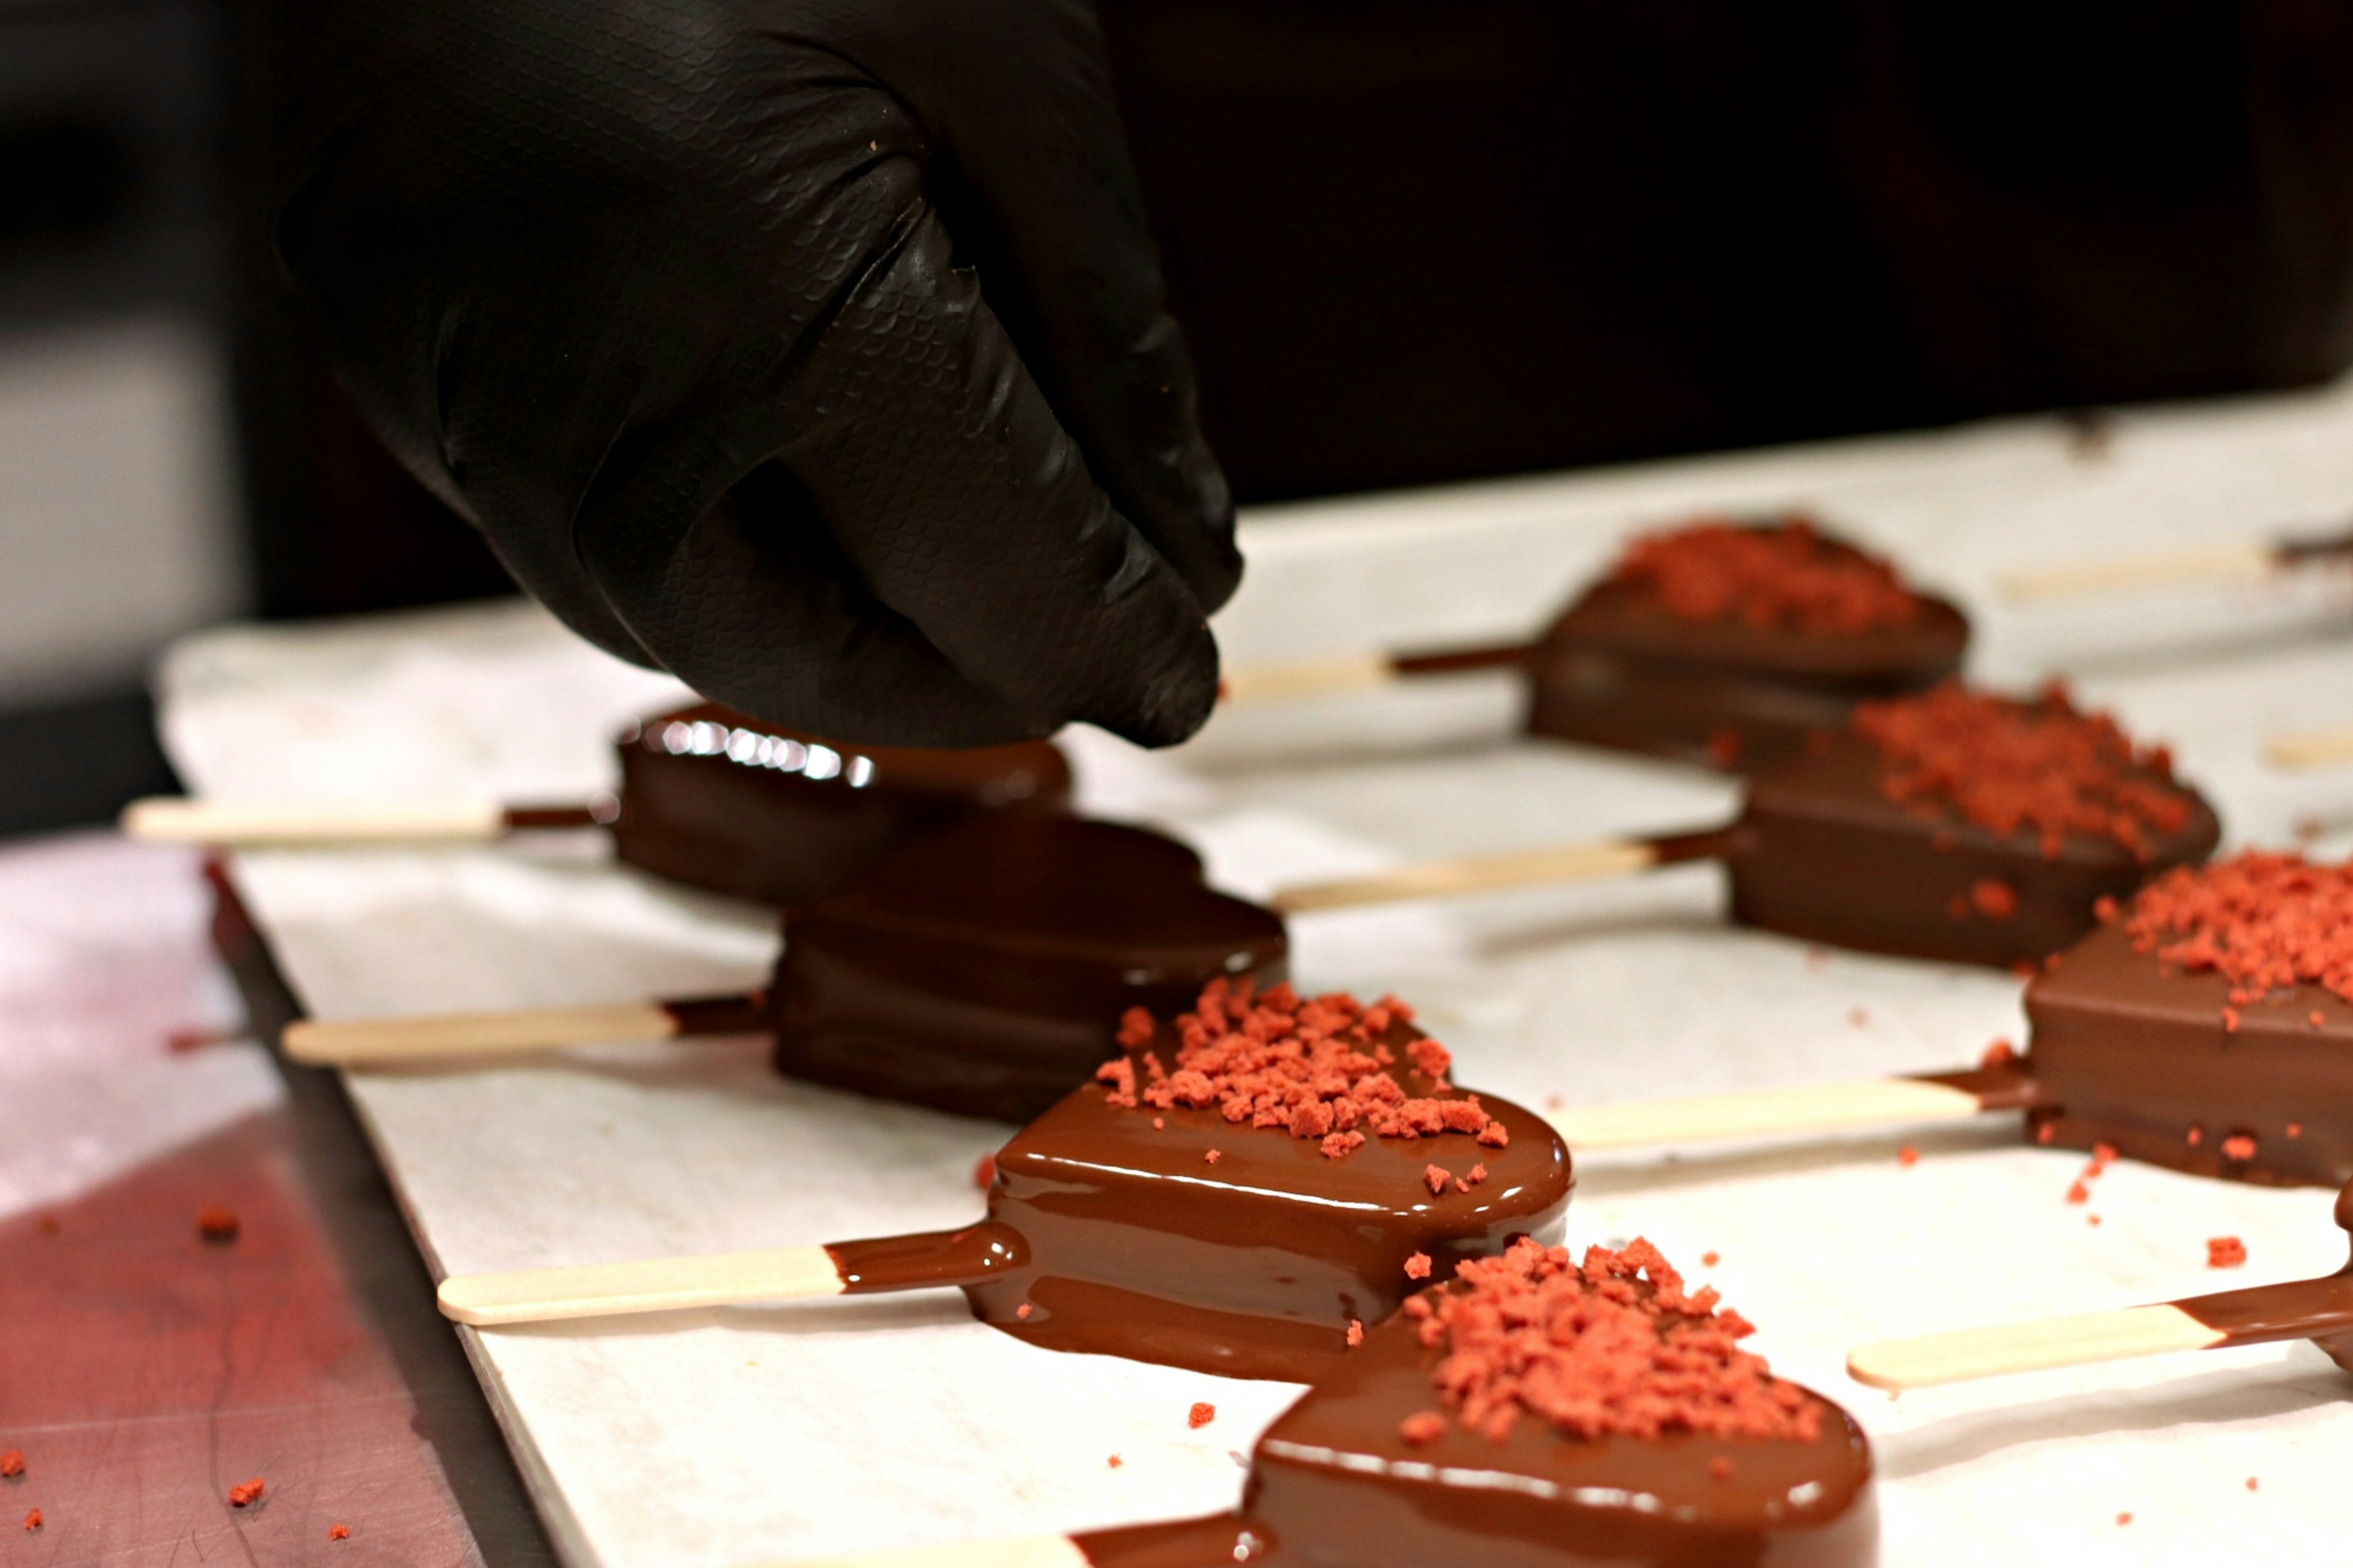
121,796,508,846
1997,540,2275,603
752,1538,1089,1568
282,1001,680,1064
438,1243,846,1325
1551,1078,1989,1151
1271,838,1658,914
1846,1304,2222,1390
1221,651,1396,705
2265,722,2353,771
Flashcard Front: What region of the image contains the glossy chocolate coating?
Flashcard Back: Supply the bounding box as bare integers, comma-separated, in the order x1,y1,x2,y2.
898,1015,1571,1381
1075,1287,1874,1568
608,703,1070,906
2025,922,2353,1187
1727,733,2219,968
2180,1181,2353,1371
773,816,1289,1123
1525,567,1969,775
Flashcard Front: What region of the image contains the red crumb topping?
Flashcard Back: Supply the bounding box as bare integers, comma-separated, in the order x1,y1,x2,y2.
1710,1456,1735,1480
2127,852,2353,1009
1898,1146,1919,1167
1189,1403,1216,1430
2116,1512,2133,1526
1971,879,2017,919
330,1524,351,1541
1423,1164,1449,1196
2248,1477,2259,1492
2289,1123,2304,1138
1107,1455,1123,1469
22,1509,38,1531
2208,1237,2247,1268
1980,1037,2017,1069
1702,1251,1721,1267
1096,979,1506,1159
1608,518,1922,635
0,1451,20,1478
195,1205,240,1244
2065,1180,2090,1205
1204,1149,1221,1165
1405,1252,1433,1280
971,1154,995,1191
1397,1237,1822,1446
227,1477,265,1507
2187,1124,2205,1148
1015,1303,1033,1320
2222,1134,2257,1161
1852,683,2190,859
1398,1412,1446,1446
1347,1319,1365,1348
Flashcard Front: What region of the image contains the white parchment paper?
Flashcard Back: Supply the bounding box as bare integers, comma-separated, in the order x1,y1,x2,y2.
159,385,2353,1567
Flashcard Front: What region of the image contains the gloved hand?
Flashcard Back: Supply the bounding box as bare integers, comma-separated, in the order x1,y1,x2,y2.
270,0,1238,748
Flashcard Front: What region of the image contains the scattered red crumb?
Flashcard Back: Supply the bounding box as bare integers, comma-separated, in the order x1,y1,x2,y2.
2034,1121,2056,1145
227,1477,265,1507
2093,1141,2118,1165
2224,1007,2241,1033
1848,1007,1870,1028
1710,1456,1736,1481
1347,1319,1364,1348
1423,1164,1450,1196
1398,1412,1447,1446
1466,1164,1488,1186
2088,1214,2102,1227
1898,1145,1919,1167
1116,1007,1156,1048
1107,1455,1123,1469
1980,1037,2017,1069
195,1205,240,1244
1544,1094,1564,1111
1188,1403,1216,1430
2314,1012,2329,1029
1608,517,1922,635
971,1154,995,1191
1204,1149,1221,1165
1152,1117,1164,1130
1405,1252,1433,1280
1971,879,2018,919
2288,1123,2304,1139
1099,979,1499,1162
330,1524,351,1541
1399,1236,1822,1447
2246,1476,2259,1492
0,1451,20,1478
2208,1237,2248,1268
2126,852,2353,1010
2222,1134,2257,1161
2095,894,2120,923
22,1509,38,1531
2065,1180,2090,1205
2187,1123,2205,1148
2116,1512,2133,1526
1015,1303,1033,1320
1852,682,2189,859
1702,1251,1721,1267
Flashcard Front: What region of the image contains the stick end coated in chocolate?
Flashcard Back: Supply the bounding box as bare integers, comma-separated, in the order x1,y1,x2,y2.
1076,1238,1873,1568
1526,515,1968,773
608,703,1070,906
2026,855,2353,1188
772,817,1288,1123
963,982,1571,1381
1730,684,2218,968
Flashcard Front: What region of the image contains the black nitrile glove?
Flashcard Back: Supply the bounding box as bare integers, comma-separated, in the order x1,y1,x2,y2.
270,0,1238,747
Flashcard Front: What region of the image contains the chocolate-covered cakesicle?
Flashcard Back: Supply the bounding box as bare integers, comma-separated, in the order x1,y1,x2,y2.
809,1237,1876,1568
1850,1178,2353,1389
607,703,1069,906
1525,515,1968,773
286,815,1286,1124
438,980,1573,1383
1277,681,2217,970
124,700,1070,910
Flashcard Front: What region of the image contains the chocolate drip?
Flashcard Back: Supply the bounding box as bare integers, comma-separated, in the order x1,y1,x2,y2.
2025,923,2353,1187
608,703,1069,907
774,817,1287,1123
1911,1062,2048,1113
827,1222,1027,1293
1728,734,2218,969
2179,1184,2353,1373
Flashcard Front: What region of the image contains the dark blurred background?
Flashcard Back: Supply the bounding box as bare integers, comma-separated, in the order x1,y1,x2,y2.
4,0,2352,835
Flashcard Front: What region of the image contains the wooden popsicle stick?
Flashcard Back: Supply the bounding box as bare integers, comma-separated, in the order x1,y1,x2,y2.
2265,722,2353,771
122,795,509,846
1846,1304,2222,1390
1270,838,1660,914
1551,1077,1990,1151
1220,651,1397,705
1996,540,2276,604
282,1001,681,1064
438,1243,846,1325
749,1539,1090,1568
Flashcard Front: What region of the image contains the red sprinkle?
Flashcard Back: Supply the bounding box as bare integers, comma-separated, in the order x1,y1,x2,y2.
1898,1145,1919,1167
1710,1456,1736,1481
2116,1512,2133,1526
330,1524,351,1541
1971,879,2018,919
1188,1403,1216,1430
1204,1149,1221,1165
1398,1412,1447,1446
2065,1180,2090,1205
2221,1134,2257,1161
2246,1476,2259,1492
1107,1455,1123,1469
971,1153,995,1191
1852,683,2189,859
1465,1164,1488,1186
1702,1251,1721,1267
2207,1237,2248,1269
1347,1319,1365,1347
2088,1214,2102,1227
2125,853,2353,1009
1423,1164,1450,1196
196,1205,240,1244
1015,1303,1033,1320
21,1510,38,1532
1608,517,1923,635
1405,1252,1433,1280
227,1477,265,1507
1099,980,1496,1162
1980,1037,2017,1069
1395,1237,1822,1447
2288,1123,2304,1138
0,1451,20,1478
